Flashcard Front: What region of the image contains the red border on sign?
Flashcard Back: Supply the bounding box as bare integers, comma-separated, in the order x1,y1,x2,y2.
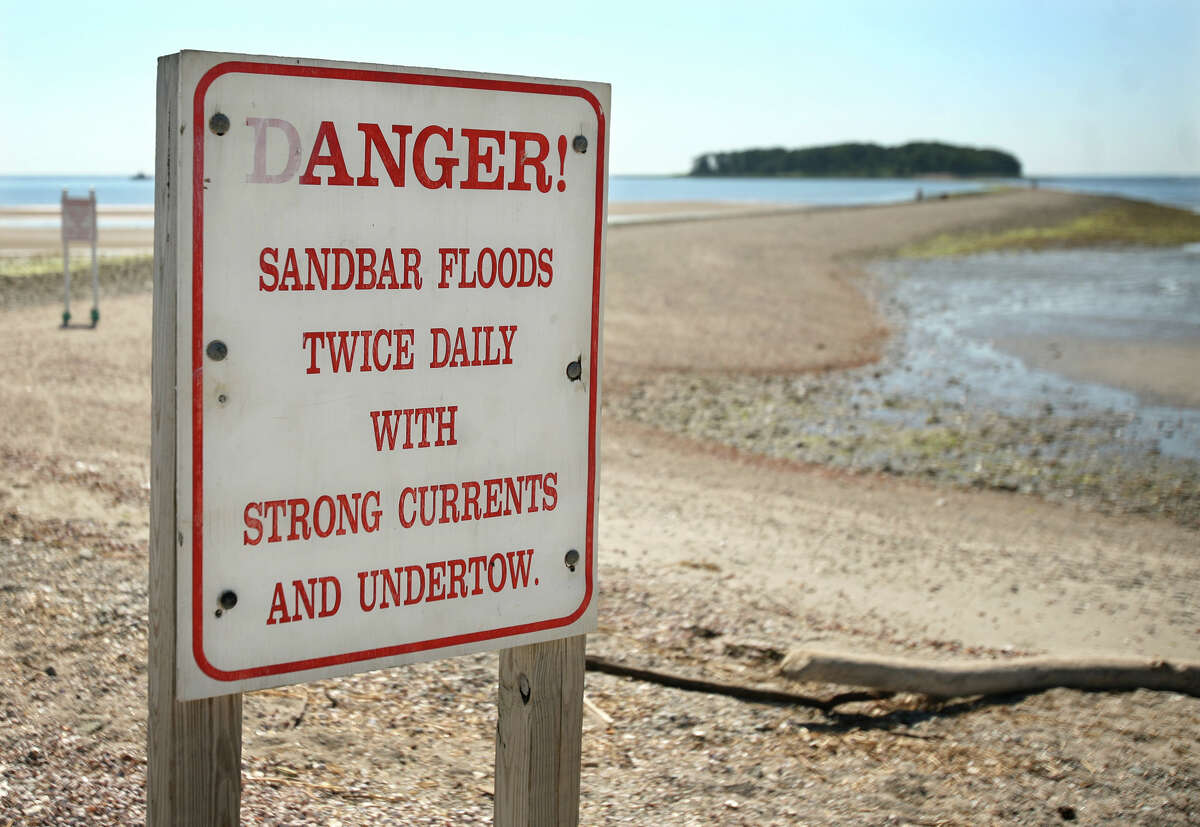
190,61,604,682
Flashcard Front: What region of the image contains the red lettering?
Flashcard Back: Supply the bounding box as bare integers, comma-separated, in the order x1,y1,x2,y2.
263,500,286,543
243,502,263,545
258,247,279,291
439,483,459,524
426,561,446,601
447,558,467,598
462,481,481,521
378,248,399,289
487,553,506,591
287,497,311,541
498,247,517,287
335,492,361,535
362,492,382,533
266,581,290,625
299,121,354,186
280,249,301,290
305,248,329,290
413,125,458,189
398,487,417,528
508,131,551,193
356,248,377,289
357,570,377,612
245,492,380,544
327,330,358,372
467,555,487,595
404,565,425,604
302,331,324,374
355,123,413,187
371,329,392,371
378,567,403,609
484,478,503,518
400,248,421,289
461,128,506,190
317,576,341,618
291,578,316,621
312,495,336,537
437,248,458,290
394,329,414,370
506,549,535,588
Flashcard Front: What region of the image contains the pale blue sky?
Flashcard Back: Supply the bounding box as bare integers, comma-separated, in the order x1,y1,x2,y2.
1,0,1197,175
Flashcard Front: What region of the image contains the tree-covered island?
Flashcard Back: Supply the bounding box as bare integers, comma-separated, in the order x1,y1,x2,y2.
690,141,1021,178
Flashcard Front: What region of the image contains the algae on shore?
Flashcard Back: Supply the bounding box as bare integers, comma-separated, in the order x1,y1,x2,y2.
606,372,1200,529
900,199,1200,257
0,255,153,308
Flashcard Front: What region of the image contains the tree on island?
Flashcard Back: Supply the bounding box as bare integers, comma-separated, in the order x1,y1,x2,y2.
690,141,1021,178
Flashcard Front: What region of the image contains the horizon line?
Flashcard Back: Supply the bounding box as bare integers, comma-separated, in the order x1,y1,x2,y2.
3,170,1200,179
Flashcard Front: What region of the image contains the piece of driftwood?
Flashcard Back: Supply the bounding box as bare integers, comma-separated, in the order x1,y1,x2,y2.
584,655,890,711
582,693,614,725
780,651,1200,699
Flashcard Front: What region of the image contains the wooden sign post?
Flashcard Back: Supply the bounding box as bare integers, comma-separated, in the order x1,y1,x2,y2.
150,51,607,824
496,636,586,826
60,188,100,327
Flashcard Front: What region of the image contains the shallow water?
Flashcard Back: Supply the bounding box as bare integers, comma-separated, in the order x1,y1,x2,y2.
867,247,1200,460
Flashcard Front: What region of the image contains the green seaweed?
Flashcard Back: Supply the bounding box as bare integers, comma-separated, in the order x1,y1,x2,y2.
900,201,1200,258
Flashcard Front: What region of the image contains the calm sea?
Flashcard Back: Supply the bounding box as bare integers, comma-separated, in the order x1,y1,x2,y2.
1,174,1197,212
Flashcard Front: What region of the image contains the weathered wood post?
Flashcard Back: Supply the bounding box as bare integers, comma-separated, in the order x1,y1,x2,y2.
148,52,243,826
496,636,586,826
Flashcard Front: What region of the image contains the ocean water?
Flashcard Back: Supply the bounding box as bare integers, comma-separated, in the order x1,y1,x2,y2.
2,174,1198,211
0,175,154,207
1034,176,1200,212
609,176,994,205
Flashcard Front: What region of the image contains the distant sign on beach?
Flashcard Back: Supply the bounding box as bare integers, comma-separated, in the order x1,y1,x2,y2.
162,51,608,699
60,189,100,327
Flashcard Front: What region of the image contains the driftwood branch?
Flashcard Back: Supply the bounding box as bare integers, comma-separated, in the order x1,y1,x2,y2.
584,654,890,711
780,651,1200,699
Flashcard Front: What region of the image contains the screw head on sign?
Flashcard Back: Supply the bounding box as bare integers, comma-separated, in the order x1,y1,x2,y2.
566,359,582,381
218,590,238,611
564,549,580,571
209,113,230,136
572,135,588,154
206,340,228,361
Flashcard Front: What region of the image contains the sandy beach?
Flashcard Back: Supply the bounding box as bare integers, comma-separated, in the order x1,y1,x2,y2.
1,190,1198,822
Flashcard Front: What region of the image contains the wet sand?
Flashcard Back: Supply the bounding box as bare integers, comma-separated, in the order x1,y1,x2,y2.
995,335,1200,410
